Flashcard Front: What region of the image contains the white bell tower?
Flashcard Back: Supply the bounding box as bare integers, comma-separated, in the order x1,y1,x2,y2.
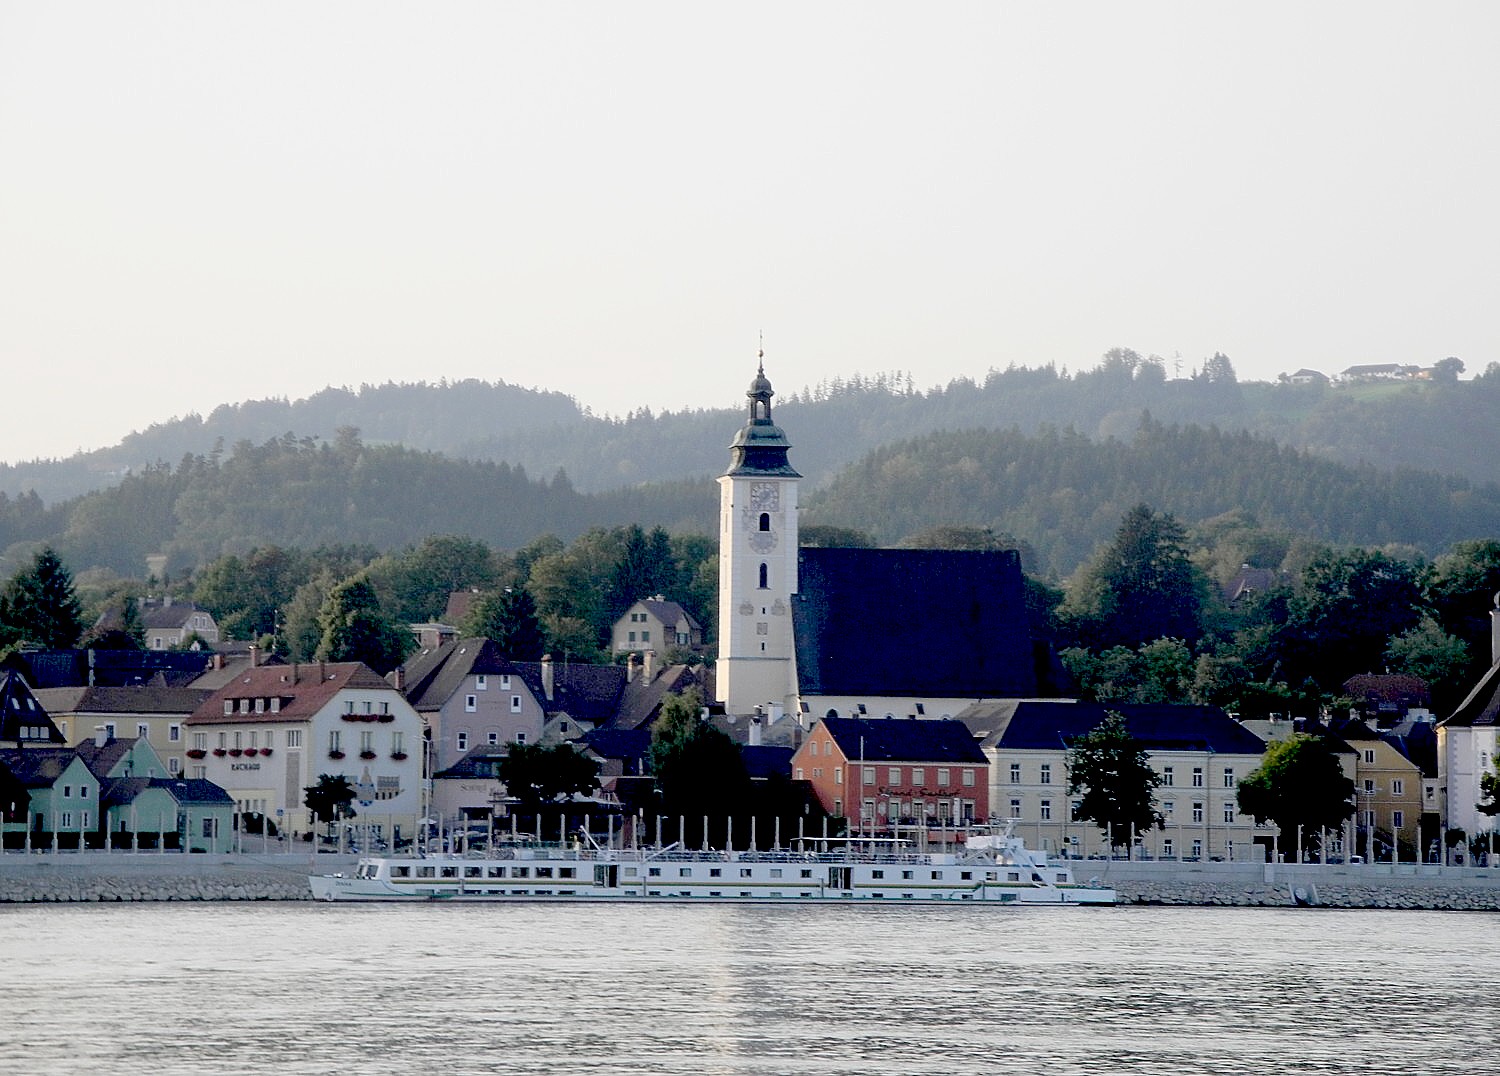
716,356,800,717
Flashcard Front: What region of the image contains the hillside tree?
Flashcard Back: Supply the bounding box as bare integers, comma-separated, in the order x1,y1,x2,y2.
1065,710,1163,849
1,546,84,649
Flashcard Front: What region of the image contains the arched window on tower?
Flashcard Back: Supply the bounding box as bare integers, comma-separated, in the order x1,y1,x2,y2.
758,512,770,531
758,563,769,589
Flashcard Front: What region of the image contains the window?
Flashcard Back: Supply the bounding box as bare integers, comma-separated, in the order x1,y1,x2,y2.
254,697,265,714
795,768,804,781
1192,802,1204,824
286,730,302,748
1393,810,1404,829
1392,779,1405,796
1191,839,1203,859
1363,779,1375,794
61,812,73,828
809,742,819,757
1363,749,1376,764
329,730,341,753
360,730,374,754
834,767,843,786
1009,799,1021,816
758,563,768,589
476,675,487,690
223,700,234,716
863,768,874,786
193,732,207,751
465,695,477,712
362,701,373,715
488,731,500,746
1192,767,1204,788
962,769,975,787
456,731,469,752
1010,763,1021,783
833,799,842,817
344,700,355,714
192,766,206,780
628,631,636,643
1223,804,1235,823
1163,838,1174,858
1162,766,1174,787
63,785,72,798
888,766,900,784
1040,800,1052,820
515,732,526,744
1222,768,1235,788
510,695,522,713
911,768,925,787
1040,763,1052,785
758,512,770,531
501,675,511,689
168,724,181,742
937,768,950,787
392,732,404,755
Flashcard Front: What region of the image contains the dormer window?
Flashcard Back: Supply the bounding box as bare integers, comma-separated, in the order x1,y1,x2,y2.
223,700,234,716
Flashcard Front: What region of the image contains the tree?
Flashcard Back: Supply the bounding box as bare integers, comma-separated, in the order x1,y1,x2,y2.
496,742,599,817
1062,504,1203,650
1062,638,1194,703
316,575,411,674
1431,356,1465,383
1479,753,1500,819
1277,549,1423,690
1065,711,1162,849
1235,734,1355,851
463,587,547,660
1,547,84,649
649,688,750,832
1384,616,1469,699
303,774,357,837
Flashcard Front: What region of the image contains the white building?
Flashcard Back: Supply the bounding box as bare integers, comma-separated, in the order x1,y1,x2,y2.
1438,597,1500,842
184,661,425,841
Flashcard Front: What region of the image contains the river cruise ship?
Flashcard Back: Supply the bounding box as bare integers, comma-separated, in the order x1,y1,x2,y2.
309,825,1115,905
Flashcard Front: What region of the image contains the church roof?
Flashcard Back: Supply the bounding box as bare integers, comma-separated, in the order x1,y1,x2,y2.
791,547,1038,698
724,363,800,478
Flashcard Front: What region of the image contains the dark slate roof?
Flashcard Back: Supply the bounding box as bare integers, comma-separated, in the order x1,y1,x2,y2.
10,649,215,689
34,685,211,717
741,744,794,781
74,737,139,779
150,778,235,805
1343,673,1431,710
0,747,80,787
577,727,652,762
791,548,1037,698
101,776,152,809
435,745,507,781
958,701,1267,754
139,601,212,631
400,638,519,712
1384,718,1439,777
511,661,627,725
638,599,701,632
1443,662,1500,728
818,717,987,765
0,671,65,744
614,665,710,731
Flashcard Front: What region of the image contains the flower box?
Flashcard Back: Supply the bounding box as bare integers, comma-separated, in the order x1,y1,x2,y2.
377,714,395,723
212,749,228,757
259,748,273,757
228,748,243,757
186,749,206,759
328,750,346,760
359,750,377,760
390,752,408,761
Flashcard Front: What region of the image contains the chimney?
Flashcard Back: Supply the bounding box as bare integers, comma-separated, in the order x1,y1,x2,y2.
392,665,406,691
291,662,299,685
1492,592,1500,668
541,654,554,701
248,644,260,668
749,707,763,747
644,649,656,683
94,726,108,748
626,652,638,684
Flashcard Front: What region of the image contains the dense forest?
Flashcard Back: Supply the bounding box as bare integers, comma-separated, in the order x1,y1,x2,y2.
3,351,1498,507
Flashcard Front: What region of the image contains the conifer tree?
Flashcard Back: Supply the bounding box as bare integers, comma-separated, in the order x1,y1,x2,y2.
1,546,84,649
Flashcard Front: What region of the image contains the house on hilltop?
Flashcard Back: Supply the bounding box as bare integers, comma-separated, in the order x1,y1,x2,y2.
611,597,704,656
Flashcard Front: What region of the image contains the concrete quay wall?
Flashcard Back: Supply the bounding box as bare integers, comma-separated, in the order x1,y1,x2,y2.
3,854,1500,908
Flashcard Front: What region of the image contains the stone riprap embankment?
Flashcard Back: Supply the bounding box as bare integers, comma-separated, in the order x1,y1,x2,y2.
1096,860,1500,910
0,853,347,903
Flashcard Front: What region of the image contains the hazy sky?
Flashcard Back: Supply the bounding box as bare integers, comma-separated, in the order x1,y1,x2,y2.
3,3,1497,465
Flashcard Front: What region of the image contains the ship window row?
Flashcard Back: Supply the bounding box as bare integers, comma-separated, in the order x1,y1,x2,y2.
390,865,577,880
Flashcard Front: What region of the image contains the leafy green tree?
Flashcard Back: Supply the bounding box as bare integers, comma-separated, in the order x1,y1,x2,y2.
1062,638,1194,703
1479,754,1500,819
1431,356,1465,383
463,587,547,660
649,688,750,831
303,774,358,836
282,571,337,660
316,575,411,674
1062,504,1203,651
798,524,875,548
1278,549,1423,689
1065,711,1163,848
1384,616,1469,699
496,742,599,817
1235,734,1355,851
365,534,502,623
0,547,84,649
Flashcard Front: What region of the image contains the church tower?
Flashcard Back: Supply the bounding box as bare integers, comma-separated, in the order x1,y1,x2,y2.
716,356,800,717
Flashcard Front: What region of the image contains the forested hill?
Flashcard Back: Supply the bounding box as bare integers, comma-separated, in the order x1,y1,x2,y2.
4,353,1499,506
5,414,1498,582
803,419,1500,576
0,432,714,578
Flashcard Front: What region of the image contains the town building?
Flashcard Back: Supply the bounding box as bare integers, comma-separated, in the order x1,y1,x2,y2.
139,597,220,650
1438,595,1500,846
790,717,988,837
33,684,210,778
184,661,424,842
961,701,1273,861
611,597,704,655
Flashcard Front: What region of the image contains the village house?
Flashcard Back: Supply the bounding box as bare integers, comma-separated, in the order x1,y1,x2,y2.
33,684,211,779
611,597,704,655
962,701,1274,861
184,661,424,843
139,597,220,650
790,717,989,837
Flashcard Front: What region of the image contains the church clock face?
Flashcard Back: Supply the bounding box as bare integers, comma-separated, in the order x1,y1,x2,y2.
748,529,776,553
748,482,779,511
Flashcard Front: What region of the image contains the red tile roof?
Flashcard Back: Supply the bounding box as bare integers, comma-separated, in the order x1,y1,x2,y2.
186,662,395,725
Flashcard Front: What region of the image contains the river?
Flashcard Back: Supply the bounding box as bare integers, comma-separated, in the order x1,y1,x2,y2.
1,902,1492,1075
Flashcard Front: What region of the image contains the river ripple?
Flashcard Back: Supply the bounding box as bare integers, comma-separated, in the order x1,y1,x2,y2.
0,903,1492,1076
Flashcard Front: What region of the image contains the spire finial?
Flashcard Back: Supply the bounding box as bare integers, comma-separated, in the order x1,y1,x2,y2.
758,330,764,375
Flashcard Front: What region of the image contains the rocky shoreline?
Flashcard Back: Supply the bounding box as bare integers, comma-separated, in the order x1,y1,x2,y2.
3,855,1499,909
